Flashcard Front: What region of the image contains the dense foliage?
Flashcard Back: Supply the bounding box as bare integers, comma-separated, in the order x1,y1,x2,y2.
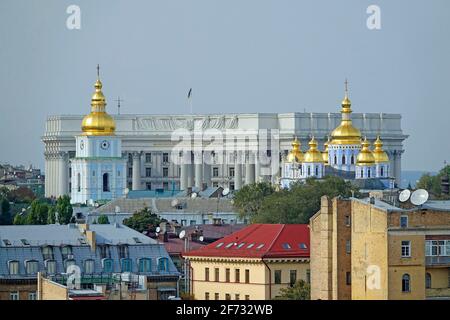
123,207,163,233
97,214,110,224
233,176,358,224
275,280,310,300
416,165,450,198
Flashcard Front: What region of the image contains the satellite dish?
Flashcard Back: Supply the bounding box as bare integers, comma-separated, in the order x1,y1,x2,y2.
399,189,411,203
171,199,179,207
191,192,197,199
124,188,130,195
199,236,204,242
222,188,230,196
156,227,161,233
179,230,186,239
411,189,429,206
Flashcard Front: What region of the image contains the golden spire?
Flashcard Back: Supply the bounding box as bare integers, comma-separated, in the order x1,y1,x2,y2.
322,136,330,164
303,136,324,163
329,79,362,145
356,136,375,166
81,65,116,136
286,136,304,163
372,135,389,163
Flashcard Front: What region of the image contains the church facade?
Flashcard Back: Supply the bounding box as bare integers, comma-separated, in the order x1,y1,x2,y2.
43,78,408,199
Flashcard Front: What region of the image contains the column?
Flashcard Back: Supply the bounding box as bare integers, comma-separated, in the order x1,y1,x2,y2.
132,152,142,190
58,152,69,197
44,154,50,198
194,152,203,189
255,151,261,183
394,151,402,186
235,163,242,190
245,152,255,185
180,161,188,191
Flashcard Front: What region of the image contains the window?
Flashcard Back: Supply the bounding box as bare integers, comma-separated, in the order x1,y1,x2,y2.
10,291,19,300
290,270,297,286
45,260,56,274
426,273,432,289
282,243,291,250
214,293,219,300
229,167,235,177
146,182,152,190
84,259,95,274
225,294,231,300
342,155,346,164
163,182,169,190
213,167,219,177
205,268,210,281
345,215,351,227
380,167,384,176
235,294,240,300
315,167,319,176
146,167,152,177
351,155,355,165
205,292,210,300
247,243,255,249
400,216,408,228
334,155,337,165
245,295,250,300
215,268,220,282
235,269,240,283
225,268,230,282
121,258,132,272
428,240,446,256
102,173,110,192
158,257,169,272
299,243,307,250
118,244,129,259
21,239,30,246
145,153,152,163
346,240,351,254
64,259,76,271
26,260,39,275
42,246,54,260
368,168,371,178
274,270,282,284
138,258,152,273
256,244,265,250
77,173,81,192
402,274,411,292
102,258,114,273
215,243,224,248
163,153,169,163
245,269,250,283
128,167,133,178
307,167,311,176
3,239,11,246
401,241,411,257
8,260,19,275
28,292,37,300
306,269,311,284
346,272,351,285
163,167,169,177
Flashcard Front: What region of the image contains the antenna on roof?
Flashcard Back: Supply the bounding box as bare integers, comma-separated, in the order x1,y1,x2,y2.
398,189,411,203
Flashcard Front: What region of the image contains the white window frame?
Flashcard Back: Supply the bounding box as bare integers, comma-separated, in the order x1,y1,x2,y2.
8,260,19,275
10,291,19,300
28,291,37,300
25,260,39,275
401,241,411,258
45,259,57,275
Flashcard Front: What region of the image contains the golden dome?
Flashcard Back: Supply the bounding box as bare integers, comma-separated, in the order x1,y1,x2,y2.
81,65,116,136
329,81,362,145
304,136,324,163
322,136,330,164
372,135,389,163
356,137,375,166
286,137,304,163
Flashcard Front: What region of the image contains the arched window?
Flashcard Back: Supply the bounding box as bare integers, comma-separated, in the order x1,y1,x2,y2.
8,260,19,275
84,259,95,274
381,167,384,177
334,155,337,165
77,173,81,192
307,167,311,176
25,260,39,275
342,155,346,165
42,246,54,260
158,257,169,272
402,274,410,292
103,173,110,192
102,258,114,273
368,168,371,178
315,167,319,176
425,273,431,289
351,155,355,164
138,258,152,273
121,258,132,272
361,169,363,178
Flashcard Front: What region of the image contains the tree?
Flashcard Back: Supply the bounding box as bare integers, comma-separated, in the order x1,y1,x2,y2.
276,280,310,300
26,199,49,225
97,215,110,224
47,206,56,224
235,176,358,224
123,207,163,233
7,187,35,203
56,195,73,224
0,197,12,225
13,213,25,225
233,182,275,220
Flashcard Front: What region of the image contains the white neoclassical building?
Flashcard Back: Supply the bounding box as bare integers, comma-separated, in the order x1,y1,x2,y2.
42,82,408,199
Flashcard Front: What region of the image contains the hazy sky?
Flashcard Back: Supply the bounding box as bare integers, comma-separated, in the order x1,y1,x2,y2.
0,0,449,171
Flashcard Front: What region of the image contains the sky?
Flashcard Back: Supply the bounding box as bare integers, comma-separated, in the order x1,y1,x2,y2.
0,0,449,172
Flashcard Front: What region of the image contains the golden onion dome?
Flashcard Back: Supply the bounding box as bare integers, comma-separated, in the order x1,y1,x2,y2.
81,65,116,136
372,135,389,163
329,81,362,145
286,137,304,163
356,137,375,166
303,136,324,163
322,136,330,164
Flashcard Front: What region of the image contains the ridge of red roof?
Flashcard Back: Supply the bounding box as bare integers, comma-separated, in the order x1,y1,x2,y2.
183,224,310,259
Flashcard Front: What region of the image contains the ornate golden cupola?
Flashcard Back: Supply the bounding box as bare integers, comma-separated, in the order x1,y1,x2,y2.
322,136,331,164
286,136,304,163
356,137,375,166
81,65,116,136
372,135,390,163
329,80,362,145
303,136,324,163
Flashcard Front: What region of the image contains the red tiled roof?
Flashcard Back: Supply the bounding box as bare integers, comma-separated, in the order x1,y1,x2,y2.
183,224,310,259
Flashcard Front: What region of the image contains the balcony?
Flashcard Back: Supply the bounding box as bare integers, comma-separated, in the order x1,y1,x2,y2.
426,256,450,266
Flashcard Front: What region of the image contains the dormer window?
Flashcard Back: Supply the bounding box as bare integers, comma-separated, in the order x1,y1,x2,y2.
157,257,169,272
8,260,19,275
25,260,39,275
45,260,56,274
21,239,30,246
42,246,54,260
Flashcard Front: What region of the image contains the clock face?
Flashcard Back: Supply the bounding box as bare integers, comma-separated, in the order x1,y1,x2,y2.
100,140,110,150
80,140,84,150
